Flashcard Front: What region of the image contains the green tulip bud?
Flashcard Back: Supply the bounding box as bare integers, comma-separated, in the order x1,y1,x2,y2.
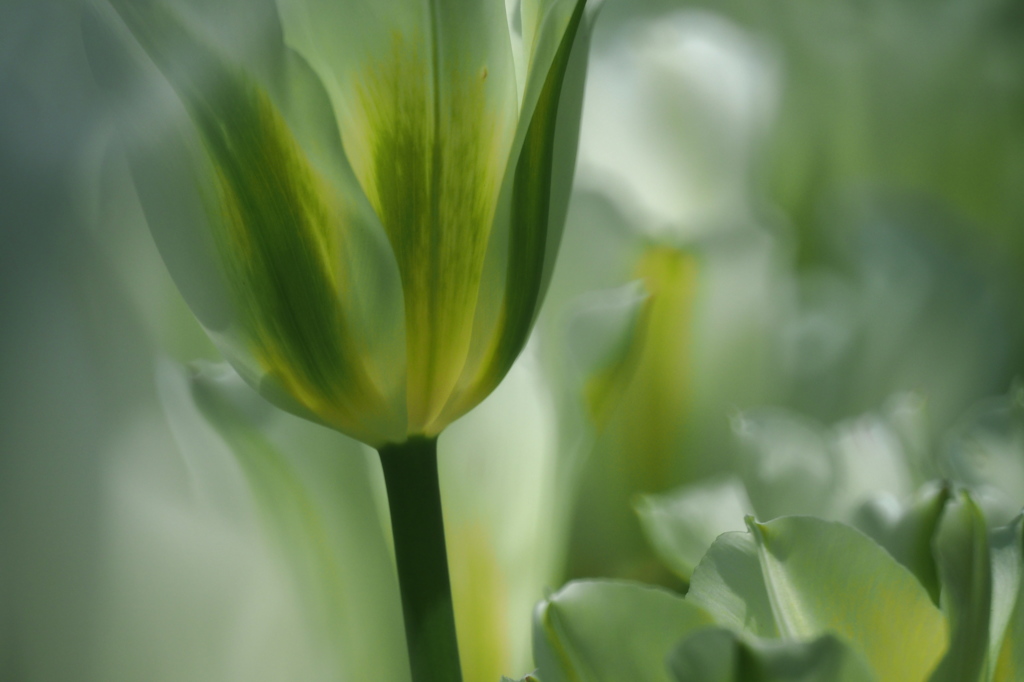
88,0,597,446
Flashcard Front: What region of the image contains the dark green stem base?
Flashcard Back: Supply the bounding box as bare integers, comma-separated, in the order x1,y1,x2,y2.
378,436,463,682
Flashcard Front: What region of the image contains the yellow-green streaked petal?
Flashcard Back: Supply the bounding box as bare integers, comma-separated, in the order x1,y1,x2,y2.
430,0,597,431
267,47,408,431
102,1,400,444
226,4,413,419
928,492,991,682
521,0,584,72
277,0,518,203
96,0,409,425
688,517,948,682
278,0,520,434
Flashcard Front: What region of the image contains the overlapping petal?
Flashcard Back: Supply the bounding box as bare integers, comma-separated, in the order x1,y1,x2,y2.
88,0,598,445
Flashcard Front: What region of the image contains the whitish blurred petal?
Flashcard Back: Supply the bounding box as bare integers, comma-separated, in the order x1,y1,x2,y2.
732,409,837,520
577,11,776,240
733,406,915,522
440,350,561,681
942,386,1024,522
98,411,331,682
155,360,409,681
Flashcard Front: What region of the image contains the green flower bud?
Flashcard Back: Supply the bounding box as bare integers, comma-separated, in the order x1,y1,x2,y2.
88,0,598,446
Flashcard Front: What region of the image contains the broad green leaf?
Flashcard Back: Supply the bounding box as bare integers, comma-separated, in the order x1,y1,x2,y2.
928,492,991,682
853,482,952,604
533,580,714,682
636,477,752,582
687,516,948,682
669,628,877,682
991,516,1024,682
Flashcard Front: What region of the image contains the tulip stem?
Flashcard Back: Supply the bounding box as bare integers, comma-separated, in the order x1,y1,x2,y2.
378,436,463,682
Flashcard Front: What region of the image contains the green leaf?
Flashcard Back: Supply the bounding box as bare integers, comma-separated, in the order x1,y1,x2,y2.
928,492,991,682
533,580,714,682
687,516,948,682
636,477,753,582
668,628,877,682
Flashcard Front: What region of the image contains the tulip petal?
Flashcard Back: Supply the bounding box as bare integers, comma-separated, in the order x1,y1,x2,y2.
437,0,597,428
533,580,714,682
688,516,948,682
991,516,1024,681
278,0,520,433
928,492,991,682
853,482,952,605
669,629,877,682
636,477,753,583
94,1,405,444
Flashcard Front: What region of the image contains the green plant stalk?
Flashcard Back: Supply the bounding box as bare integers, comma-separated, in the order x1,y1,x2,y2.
378,436,463,682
